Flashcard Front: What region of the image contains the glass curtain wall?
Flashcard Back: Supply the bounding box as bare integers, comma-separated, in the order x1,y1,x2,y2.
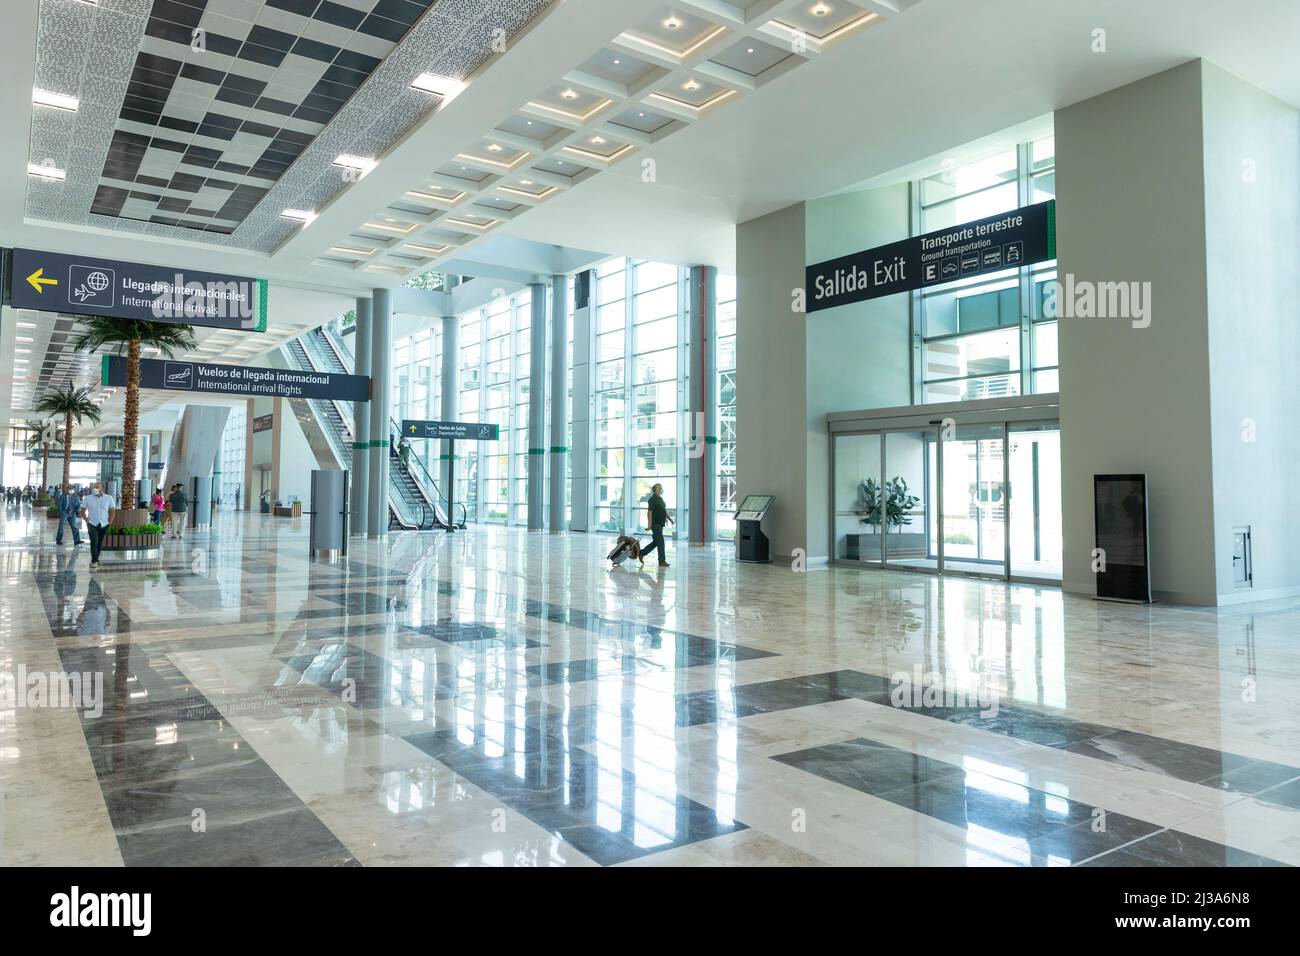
218,412,246,507
431,259,736,540
916,135,1058,403
388,327,441,475
716,273,738,540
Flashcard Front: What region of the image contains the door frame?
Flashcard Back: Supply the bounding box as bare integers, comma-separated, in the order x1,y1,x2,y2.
828,395,1061,586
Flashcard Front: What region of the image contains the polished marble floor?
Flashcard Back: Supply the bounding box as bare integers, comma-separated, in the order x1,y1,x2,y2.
1,502,1297,866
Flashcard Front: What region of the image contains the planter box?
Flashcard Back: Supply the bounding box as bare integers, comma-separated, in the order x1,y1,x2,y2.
103,533,161,551
112,508,151,528
846,532,928,561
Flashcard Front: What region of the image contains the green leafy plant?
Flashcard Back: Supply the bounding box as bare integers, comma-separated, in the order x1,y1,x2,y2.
70,318,197,507
35,385,102,491
860,476,921,530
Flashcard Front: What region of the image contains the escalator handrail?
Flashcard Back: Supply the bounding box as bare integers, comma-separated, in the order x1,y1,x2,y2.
282,340,350,469
390,418,465,529
301,331,355,433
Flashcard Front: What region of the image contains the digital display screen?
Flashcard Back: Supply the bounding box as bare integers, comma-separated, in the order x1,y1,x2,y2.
738,495,772,514
1094,475,1150,601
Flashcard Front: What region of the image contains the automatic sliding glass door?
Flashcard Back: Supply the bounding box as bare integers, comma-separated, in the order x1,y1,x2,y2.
882,430,938,571
834,432,882,564
938,424,1008,578
832,416,1059,584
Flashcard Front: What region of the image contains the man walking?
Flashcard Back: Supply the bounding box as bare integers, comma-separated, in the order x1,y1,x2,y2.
638,483,674,568
81,482,113,568
54,484,83,547
169,482,190,539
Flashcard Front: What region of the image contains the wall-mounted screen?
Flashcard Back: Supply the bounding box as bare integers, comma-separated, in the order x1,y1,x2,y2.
1093,474,1151,603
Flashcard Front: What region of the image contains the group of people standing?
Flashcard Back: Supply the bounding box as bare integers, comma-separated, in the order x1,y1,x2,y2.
4,485,50,504
50,482,191,567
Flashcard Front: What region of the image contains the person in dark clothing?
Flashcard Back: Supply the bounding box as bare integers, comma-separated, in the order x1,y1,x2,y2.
55,485,83,546
639,483,674,568
169,484,190,539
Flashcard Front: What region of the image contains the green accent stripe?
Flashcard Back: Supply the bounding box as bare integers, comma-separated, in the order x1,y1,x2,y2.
1046,199,1056,260
549,446,568,454
255,279,269,333
705,436,719,445
527,448,546,456
100,355,109,386
351,442,368,450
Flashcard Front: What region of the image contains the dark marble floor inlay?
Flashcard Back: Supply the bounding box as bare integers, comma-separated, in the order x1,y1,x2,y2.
773,736,1289,867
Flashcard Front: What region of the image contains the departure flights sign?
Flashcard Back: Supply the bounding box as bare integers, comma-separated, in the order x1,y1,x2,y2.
103,356,370,402
805,200,1056,313
8,248,268,331
402,419,500,441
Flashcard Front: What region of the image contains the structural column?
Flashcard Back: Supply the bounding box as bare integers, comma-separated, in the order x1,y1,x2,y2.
688,265,718,543
568,270,593,532
439,315,459,493
526,282,547,531
548,274,568,532
350,297,372,536
367,289,392,538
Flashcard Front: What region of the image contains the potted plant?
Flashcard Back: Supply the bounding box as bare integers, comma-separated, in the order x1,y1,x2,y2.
850,477,925,560
70,318,196,511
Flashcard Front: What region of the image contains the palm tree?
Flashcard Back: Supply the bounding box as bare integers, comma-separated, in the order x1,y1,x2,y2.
35,386,102,492
70,319,196,507
22,419,58,493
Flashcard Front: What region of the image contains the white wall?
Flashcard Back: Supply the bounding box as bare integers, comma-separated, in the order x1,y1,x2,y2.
736,202,808,561
1055,61,1219,604
1201,63,1300,602
804,184,913,559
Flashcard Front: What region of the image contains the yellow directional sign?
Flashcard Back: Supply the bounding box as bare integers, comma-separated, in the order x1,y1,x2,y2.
26,268,58,293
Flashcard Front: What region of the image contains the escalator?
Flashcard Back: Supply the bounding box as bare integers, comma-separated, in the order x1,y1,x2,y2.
280,327,465,531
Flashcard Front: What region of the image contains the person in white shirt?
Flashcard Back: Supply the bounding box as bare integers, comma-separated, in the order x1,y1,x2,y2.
81,483,114,568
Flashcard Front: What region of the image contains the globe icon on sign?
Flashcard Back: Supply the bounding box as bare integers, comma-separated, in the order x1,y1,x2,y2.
87,271,110,292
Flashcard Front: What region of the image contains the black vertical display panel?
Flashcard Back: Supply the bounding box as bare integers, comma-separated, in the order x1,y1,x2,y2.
1093,474,1151,603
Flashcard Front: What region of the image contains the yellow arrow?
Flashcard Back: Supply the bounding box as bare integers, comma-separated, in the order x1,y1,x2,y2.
409,424,417,433
26,268,58,293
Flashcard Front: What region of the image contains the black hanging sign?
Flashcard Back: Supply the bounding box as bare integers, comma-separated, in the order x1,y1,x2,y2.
805,200,1056,313
102,356,369,402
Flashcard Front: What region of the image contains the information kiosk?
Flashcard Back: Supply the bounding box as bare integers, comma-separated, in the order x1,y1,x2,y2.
735,494,774,563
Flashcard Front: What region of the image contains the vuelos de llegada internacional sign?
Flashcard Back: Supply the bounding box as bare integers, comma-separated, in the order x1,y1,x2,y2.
805,200,1056,314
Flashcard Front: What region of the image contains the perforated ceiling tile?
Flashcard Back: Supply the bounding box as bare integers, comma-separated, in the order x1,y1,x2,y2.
27,0,556,252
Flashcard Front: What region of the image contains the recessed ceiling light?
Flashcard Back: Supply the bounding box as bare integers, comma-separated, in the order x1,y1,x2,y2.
812,2,831,15
487,143,502,151
613,59,621,64
280,208,316,224
591,136,605,144
638,112,645,117
526,120,533,125
684,79,700,91
664,17,681,30
747,47,755,53
27,162,66,181
33,88,79,112
332,154,376,176
520,179,533,185
561,89,577,99
410,73,465,99
16,322,35,329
